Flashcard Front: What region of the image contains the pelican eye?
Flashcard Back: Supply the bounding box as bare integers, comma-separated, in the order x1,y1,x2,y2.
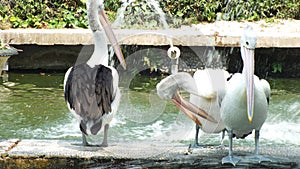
245,41,249,46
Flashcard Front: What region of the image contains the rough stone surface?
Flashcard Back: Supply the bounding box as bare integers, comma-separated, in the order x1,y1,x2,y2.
0,139,299,168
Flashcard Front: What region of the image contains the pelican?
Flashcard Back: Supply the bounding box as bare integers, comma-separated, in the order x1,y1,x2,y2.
157,25,270,166
157,69,230,147
220,25,270,165
64,0,126,147
156,72,219,132
190,68,230,147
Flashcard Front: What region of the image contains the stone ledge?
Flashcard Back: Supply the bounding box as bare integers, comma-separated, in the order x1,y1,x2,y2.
1,20,300,48
0,139,298,168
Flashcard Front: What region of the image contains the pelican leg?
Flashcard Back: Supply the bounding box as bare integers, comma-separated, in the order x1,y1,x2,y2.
192,124,200,148
220,129,226,146
254,129,260,156
100,124,109,147
246,130,271,163
82,133,90,146
192,125,226,148
222,129,240,166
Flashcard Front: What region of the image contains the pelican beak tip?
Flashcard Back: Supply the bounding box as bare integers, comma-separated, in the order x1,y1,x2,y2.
247,110,254,123
248,117,253,123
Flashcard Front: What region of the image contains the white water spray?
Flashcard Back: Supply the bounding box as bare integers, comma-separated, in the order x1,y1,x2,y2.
113,0,180,73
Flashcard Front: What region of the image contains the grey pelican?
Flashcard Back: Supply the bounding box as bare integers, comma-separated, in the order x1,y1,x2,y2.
64,0,126,147
220,25,270,165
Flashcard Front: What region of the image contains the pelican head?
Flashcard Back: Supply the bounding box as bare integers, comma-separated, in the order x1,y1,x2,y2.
88,0,126,69
240,25,257,123
157,72,217,124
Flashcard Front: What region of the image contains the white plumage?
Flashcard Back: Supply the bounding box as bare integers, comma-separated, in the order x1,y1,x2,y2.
189,69,230,146
156,25,270,166
220,25,270,165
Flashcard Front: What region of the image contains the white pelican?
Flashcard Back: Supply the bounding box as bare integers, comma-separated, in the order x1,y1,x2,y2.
64,0,126,147
156,72,218,132
157,26,270,166
220,25,270,165
156,69,230,147
190,69,230,147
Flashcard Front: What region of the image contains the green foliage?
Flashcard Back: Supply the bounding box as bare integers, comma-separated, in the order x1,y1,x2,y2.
221,0,300,21
104,0,122,13
160,0,223,24
272,63,282,73
0,0,88,28
0,0,299,29
115,0,169,29
160,0,300,23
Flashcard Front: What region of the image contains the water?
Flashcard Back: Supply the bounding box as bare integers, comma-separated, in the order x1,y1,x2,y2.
0,73,299,148
113,0,173,47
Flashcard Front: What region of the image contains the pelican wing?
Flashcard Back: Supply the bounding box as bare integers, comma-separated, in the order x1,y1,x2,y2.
64,64,114,135
193,69,231,100
156,72,200,99
260,79,271,104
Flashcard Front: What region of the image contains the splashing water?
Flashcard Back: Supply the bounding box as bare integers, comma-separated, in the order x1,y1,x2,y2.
0,73,299,159
112,0,137,28
145,0,173,47
112,0,173,48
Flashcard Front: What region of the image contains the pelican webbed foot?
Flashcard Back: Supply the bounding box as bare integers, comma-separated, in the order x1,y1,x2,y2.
222,129,240,166
247,130,270,163
81,142,107,147
84,124,109,147
79,142,107,147
71,134,94,147
192,127,227,149
192,143,224,149
80,134,99,147
222,155,241,166
245,155,271,163
78,127,109,147
83,143,101,147
191,142,200,148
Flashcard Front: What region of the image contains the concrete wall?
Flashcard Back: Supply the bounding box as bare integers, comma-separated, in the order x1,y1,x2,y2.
7,45,300,78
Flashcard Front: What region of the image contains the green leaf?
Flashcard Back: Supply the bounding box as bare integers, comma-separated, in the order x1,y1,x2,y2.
272,63,282,73
176,11,184,17
9,16,18,22
21,21,29,28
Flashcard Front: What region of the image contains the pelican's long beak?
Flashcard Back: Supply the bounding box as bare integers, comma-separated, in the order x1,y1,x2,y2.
244,47,255,123
172,92,217,124
99,9,126,70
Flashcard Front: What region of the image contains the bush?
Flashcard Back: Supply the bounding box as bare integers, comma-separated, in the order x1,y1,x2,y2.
0,0,299,29
0,0,88,28
221,0,300,21
160,0,223,23
161,0,300,23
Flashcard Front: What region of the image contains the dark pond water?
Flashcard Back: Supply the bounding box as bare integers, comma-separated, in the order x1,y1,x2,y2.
0,73,299,148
